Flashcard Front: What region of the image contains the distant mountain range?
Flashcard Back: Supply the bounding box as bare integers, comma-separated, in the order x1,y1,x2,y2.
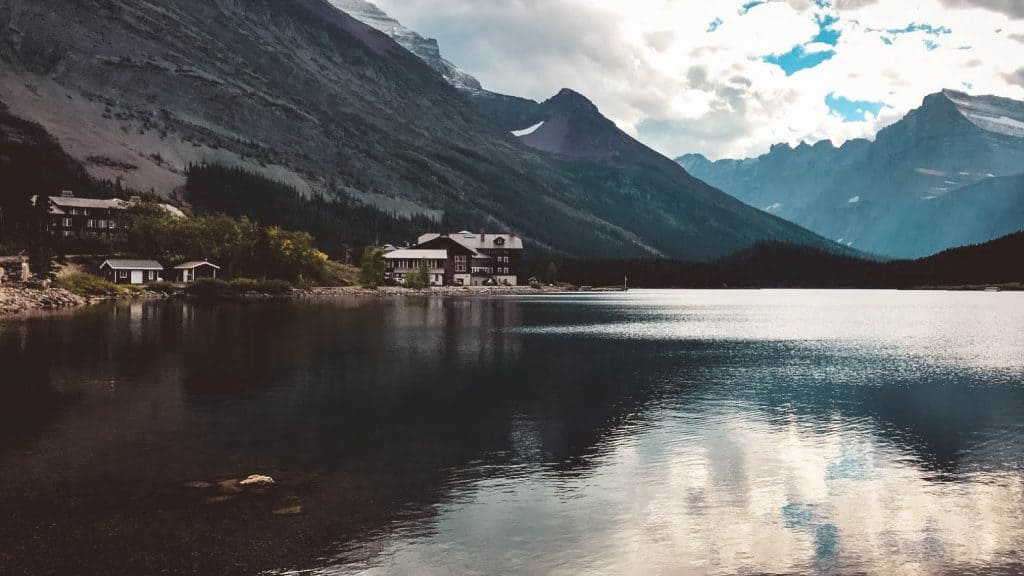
678,90,1024,258
0,0,845,260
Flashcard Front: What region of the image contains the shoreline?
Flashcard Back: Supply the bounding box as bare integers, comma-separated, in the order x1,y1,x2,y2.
0,284,94,317
0,284,570,318
4,281,1020,319
299,285,572,298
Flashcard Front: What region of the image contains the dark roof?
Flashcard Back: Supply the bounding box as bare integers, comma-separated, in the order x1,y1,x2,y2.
418,232,524,251
100,259,164,271
414,235,479,256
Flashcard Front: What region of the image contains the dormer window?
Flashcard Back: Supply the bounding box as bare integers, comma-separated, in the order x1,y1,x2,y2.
494,237,505,246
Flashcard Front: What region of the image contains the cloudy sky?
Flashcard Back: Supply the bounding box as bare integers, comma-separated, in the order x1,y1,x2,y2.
372,0,1024,160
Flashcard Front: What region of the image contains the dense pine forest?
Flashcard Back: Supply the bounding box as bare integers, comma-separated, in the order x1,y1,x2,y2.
184,164,439,262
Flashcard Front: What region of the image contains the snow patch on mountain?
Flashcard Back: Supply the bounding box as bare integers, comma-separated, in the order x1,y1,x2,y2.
512,121,545,137
944,89,1024,138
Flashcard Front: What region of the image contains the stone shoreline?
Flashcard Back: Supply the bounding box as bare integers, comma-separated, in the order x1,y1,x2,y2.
0,285,92,316
0,283,577,318
299,285,572,298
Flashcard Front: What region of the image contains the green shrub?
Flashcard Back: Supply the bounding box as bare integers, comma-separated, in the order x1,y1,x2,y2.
229,278,259,292
255,279,293,295
359,246,385,288
228,278,292,295
185,278,233,298
54,273,124,297
404,263,432,289
146,281,180,293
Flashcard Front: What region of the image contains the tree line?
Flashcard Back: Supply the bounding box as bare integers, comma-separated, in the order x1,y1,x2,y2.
532,235,1024,289
121,204,328,283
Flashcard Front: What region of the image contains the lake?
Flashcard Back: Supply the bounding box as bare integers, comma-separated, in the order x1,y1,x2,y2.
1,290,1023,575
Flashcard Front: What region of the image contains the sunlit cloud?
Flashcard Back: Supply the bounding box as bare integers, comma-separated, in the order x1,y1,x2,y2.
371,0,1024,159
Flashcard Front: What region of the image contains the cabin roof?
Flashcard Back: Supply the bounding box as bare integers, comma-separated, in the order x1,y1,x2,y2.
43,196,185,217
50,197,124,209
100,259,164,271
174,261,221,270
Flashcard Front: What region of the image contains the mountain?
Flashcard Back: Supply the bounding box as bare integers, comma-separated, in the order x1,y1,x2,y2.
0,0,843,260
326,0,482,91
678,90,1024,258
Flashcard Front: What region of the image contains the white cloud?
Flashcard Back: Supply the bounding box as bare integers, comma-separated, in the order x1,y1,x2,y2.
372,0,1024,160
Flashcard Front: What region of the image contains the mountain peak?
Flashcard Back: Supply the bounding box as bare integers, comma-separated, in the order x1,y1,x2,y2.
543,89,600,116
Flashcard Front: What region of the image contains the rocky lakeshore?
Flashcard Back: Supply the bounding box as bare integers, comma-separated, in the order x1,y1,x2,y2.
0,283,574,318
300,285,573,298
0,284,91,316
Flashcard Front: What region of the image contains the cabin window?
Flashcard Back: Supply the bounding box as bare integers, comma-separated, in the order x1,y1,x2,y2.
108,220,116,229
119,271,128,279
62,218,72,228
86,219,95,228
454,255,467,272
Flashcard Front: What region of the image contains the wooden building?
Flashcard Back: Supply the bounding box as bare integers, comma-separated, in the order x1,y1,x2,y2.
383,249,448,286
34,191,185,241
416,231,524,286
99,259,165,285
174,261,220,283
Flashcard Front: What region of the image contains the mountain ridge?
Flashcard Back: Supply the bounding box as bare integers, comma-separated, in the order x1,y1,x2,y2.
678,89,1024,257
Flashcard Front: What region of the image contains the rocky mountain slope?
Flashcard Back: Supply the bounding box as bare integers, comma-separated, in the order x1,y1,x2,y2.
678,90,1024,258
326,0,481,91
0,0,842,259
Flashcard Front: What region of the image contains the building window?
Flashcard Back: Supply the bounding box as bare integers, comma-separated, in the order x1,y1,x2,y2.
86,219,95,228
97,219,106,228
119,271,128,279
108,220,116,229
62,218,72,228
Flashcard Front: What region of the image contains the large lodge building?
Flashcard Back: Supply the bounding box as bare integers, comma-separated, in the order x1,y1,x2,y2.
34,191,185,241
384,231,524,287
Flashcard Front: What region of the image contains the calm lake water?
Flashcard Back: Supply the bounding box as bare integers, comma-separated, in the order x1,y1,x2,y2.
1,290,1023,575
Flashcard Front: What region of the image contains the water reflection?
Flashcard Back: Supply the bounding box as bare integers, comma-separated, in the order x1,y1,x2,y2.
0,291,1022,575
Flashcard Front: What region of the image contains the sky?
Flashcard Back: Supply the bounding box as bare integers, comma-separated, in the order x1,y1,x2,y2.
371,0,1024,160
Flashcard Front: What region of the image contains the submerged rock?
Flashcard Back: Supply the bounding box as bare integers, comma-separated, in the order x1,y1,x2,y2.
239,474,275,487
272,505,303,516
